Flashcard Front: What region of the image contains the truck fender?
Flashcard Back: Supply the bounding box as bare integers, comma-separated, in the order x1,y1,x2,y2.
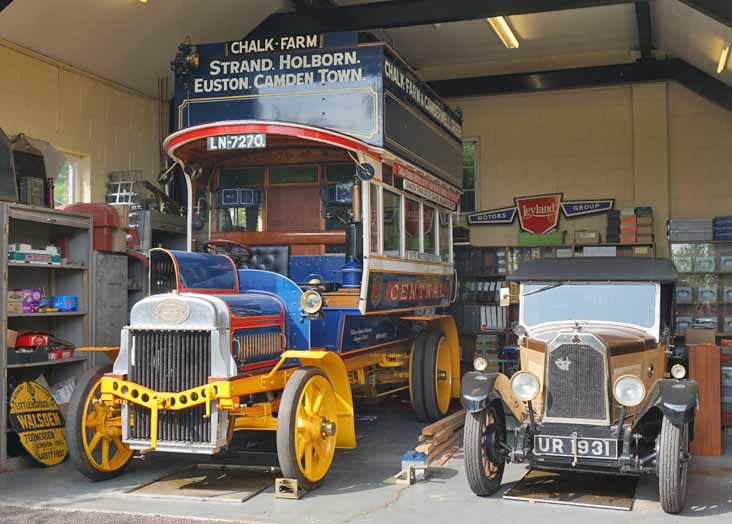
281,350,356,449
635,379,698,428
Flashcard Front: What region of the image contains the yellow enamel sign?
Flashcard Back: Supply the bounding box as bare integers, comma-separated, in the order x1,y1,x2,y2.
9,381,68,466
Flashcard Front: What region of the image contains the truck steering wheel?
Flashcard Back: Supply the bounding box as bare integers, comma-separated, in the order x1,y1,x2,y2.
202,239,254,267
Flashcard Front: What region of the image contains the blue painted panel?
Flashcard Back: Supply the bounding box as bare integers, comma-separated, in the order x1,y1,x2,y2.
217,293,283,318
168,250,237,291
174,42,384,146
339,314,405,353
289,255,346,284
238,269,309,349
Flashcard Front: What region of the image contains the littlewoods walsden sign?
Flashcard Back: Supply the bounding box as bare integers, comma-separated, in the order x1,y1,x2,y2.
467,193,614,235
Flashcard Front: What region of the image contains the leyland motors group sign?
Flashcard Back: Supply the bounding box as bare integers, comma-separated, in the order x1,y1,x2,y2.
467,193,614,235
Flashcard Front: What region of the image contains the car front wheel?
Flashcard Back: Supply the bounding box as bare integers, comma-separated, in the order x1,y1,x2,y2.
657,416,690,514
464,400,506,496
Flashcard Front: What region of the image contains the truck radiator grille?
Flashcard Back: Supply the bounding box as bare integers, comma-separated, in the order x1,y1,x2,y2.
545,343,607,421
233,326,282,366
128,329,211,443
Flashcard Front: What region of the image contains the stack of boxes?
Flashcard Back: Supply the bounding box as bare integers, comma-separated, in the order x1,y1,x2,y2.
714,216,732,241
620,209,637,244
636,207,654,244
614,207,653,244
668,219,714,241
606,210,620,244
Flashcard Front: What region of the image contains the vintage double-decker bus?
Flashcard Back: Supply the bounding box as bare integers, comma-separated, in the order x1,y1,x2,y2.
66,32,464,490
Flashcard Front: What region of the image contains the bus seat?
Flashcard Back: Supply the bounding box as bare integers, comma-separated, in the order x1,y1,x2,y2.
240,245,290,277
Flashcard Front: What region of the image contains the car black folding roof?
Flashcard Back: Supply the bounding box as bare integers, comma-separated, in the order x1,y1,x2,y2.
507,257,678,283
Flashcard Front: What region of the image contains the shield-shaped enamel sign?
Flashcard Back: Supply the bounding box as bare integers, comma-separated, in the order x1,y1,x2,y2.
514,193,562,234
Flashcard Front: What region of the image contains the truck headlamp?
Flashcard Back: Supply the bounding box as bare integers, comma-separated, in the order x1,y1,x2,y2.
613,375,646,407
511,371,540,402
300,290,323,315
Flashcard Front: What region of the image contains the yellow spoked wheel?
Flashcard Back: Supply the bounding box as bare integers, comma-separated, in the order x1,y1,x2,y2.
66,366,133,481
433,335,453,417
277,367,338,490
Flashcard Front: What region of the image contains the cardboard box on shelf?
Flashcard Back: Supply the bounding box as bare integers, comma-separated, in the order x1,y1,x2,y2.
620,234,637,244
636,234,654,244
574,230,601,245
632,245,652,256
7,290,23,315
637,225,654,236
686,328,717,345
636,215,654,226
620,215,637,226
6,329,18,348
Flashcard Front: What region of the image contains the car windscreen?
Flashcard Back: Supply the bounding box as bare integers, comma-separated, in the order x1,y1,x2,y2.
521,282,657,329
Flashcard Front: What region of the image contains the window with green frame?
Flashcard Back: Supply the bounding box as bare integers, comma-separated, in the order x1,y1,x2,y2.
461,141,478,213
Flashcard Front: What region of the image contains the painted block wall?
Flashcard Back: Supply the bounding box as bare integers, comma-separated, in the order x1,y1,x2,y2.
0,40,165,202
450,81,732,258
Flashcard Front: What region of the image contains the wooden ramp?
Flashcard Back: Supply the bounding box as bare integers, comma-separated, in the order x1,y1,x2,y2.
504,469,638,511
128,464,277,503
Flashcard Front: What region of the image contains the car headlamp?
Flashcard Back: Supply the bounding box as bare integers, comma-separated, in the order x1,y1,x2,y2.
511,371,540,402
670,364,686,379
473,357,489,372
300,290,323,315
613,375,646,407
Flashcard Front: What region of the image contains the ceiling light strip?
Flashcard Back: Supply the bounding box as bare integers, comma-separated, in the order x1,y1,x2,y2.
486,16,519,49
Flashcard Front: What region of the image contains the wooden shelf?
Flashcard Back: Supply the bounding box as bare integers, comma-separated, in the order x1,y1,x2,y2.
8,261,88,270
7,355,89,370
8,310,86,318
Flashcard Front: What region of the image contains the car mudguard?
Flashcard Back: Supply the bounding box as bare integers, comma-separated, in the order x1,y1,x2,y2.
635,379,698,427
460,371,501,413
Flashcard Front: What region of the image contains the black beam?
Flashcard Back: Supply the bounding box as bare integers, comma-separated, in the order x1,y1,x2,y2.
0,0,15,12
251,0,635,37
290,0,338,10
429,58,732,114
635,1,653,60
680,0,732,29
428,61,674,98
673,59,732,112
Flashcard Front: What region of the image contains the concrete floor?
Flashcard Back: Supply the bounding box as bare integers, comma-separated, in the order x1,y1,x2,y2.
1,396,731,524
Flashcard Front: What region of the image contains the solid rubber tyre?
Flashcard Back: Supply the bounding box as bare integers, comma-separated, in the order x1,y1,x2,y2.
409,334,429,421
464,400,506,497
423,330,453,421
658,416,689,514
276,367,338,491
66,365,133,481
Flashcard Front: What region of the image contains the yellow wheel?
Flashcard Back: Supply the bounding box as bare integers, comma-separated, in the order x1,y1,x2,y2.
66,366,133,481
421,330,454,421
432,335,453,416
277,367,338,490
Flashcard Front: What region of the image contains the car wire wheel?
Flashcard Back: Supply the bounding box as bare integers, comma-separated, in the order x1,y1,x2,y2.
464,399,506,496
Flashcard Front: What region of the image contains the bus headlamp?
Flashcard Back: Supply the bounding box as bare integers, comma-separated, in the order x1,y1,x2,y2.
511,371,540,402
613,375,646,407
301,290,323,315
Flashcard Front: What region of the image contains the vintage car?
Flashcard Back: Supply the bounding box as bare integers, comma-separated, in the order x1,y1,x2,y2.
66,32,463,491
460,257,698,514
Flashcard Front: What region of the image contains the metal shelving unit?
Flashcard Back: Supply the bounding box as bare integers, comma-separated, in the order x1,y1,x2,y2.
1,203,93,472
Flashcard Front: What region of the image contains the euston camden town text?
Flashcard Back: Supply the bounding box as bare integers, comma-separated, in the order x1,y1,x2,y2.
193,51,363,93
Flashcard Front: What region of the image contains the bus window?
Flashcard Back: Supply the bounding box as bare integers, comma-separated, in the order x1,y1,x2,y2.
270,165,318,184
217,167,264,233
370,183,380,254
439,211,451,263
424,205,437,254
323,164,354,254
383,189,402,257
405,197,420,253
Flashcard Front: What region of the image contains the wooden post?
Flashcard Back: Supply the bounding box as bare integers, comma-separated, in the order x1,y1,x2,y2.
689,343,722,456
